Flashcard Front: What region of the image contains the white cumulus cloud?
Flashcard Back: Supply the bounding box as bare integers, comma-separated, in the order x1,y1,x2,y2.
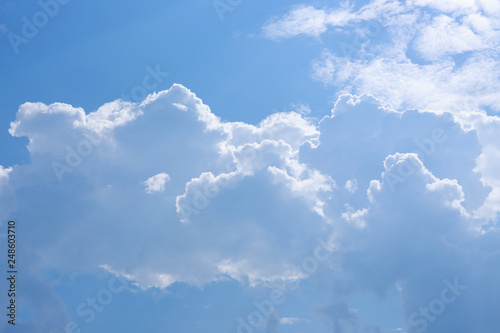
144,173,170,193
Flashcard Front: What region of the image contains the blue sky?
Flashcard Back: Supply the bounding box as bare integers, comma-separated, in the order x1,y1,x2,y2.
1,0,500,332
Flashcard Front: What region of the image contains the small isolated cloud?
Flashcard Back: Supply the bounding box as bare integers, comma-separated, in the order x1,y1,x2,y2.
345,179,358,193
341,204,368,229
262,5,333,39
279,317,309,325
144,172,170,193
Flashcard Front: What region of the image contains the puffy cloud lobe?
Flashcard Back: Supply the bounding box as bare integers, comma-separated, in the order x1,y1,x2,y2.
0,165,12,189
223,111,320,152
466,112,500,221
268,159,335,217
176,109,322,222
75,100,143,134
9,102,87,154
379,153,467,216
176,170,239,223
